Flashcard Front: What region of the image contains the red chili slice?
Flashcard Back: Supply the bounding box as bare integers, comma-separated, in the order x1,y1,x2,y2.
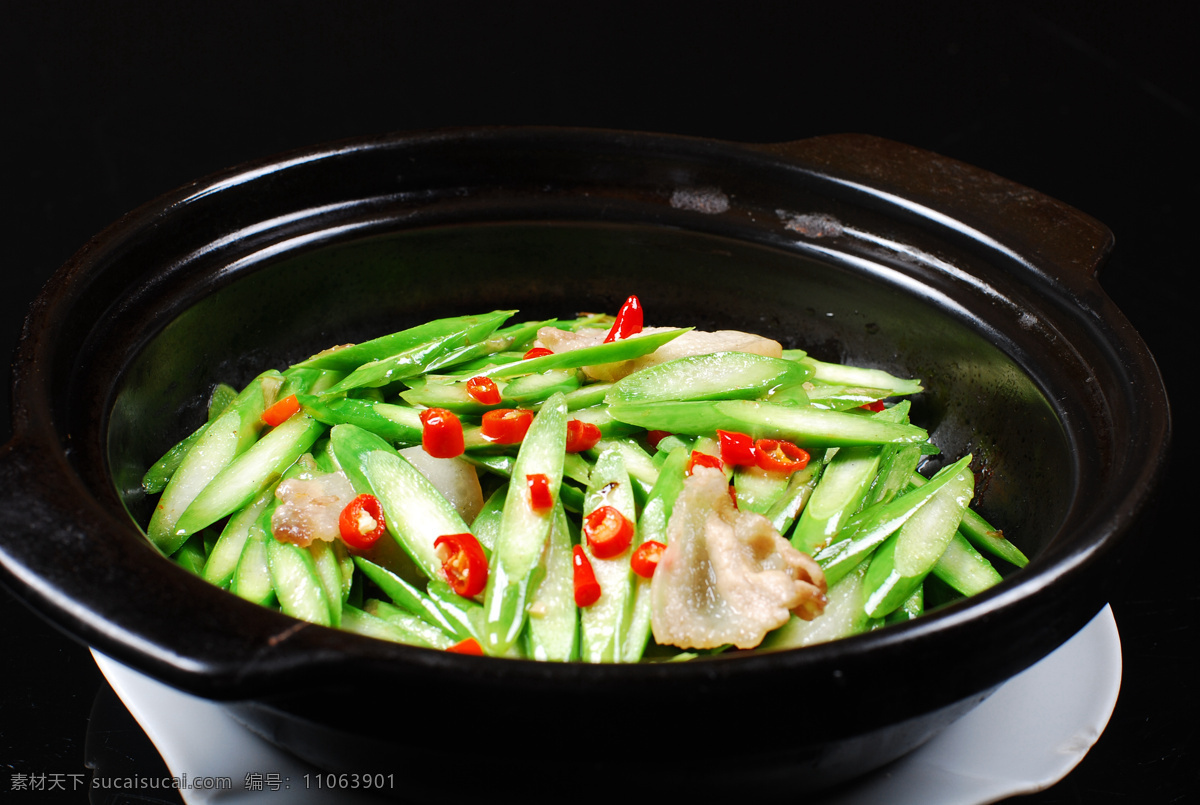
630,540,666,578
481,408,534,444
526,473,554,512
583,505,634,558
754,438,811,473
860,400,886,412
261,394,301,427
717,429,757,466
573,545,601,606
446,637,484,655
686,450,724,476
434,532,488,598
565,419,602,453
466,376,502,406
338,494,387,550
523,347,554,360
603,295,643,343
419,407,465,458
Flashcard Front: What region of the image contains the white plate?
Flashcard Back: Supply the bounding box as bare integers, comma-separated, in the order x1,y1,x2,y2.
91,604,1121,805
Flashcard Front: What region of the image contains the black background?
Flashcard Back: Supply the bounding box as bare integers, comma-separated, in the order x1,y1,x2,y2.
3,2,1195,803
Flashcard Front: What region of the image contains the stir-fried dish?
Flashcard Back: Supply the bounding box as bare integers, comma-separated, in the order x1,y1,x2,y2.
140,296,1027,660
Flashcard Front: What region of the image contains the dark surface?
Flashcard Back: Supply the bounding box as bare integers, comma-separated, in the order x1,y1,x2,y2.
2,2,1193,803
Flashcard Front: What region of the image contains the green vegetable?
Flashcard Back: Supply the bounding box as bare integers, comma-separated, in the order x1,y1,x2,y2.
470,484,508,553
483,328,691,379
524,502,579,661
341,605,446,648
171,533,208,576
363,599,457,649
579,447,638,663
482,392,568,655
790,405,912,554
733,463,793,516
330,424,471,580
425,318,552,374
624,445,690,661
266,534,334,627
147,371,281,554
202,483,278,589
605,351,811,404
295,310,516,372
230,521,275,607
501,369,583,404
171,413,325,541
355,556,466,640
765,462,823,536
308,539,346,627
608,399,929,448
399,379,507,414
587,437,658,500
426,580,485,645
761,559,881,650
909,472,1029,567
862,462,975,617
806,358,924,397
931,532,1004,597
136,303,1018,664
814,455,974,586
562,404,642,439
142,426,207,495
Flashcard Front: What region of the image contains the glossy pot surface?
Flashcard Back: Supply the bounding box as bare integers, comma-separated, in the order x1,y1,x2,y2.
0,129,1169,794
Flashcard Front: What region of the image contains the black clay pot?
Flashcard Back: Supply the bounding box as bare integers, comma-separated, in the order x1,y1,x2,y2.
0,129,1170,796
